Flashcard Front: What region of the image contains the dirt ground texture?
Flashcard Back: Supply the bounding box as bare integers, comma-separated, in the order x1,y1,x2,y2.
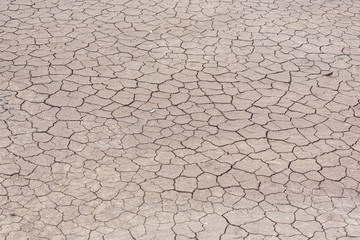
0,0,360,239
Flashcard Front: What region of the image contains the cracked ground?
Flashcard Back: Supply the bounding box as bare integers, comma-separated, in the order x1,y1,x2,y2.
0,0,360,239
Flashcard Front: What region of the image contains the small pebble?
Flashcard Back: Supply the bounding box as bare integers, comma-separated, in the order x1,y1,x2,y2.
59,184,63,187
150,109,156,113
323,72,333,77
10,211,15,216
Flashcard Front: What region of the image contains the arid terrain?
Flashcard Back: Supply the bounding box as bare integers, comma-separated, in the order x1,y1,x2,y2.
0,0,360,239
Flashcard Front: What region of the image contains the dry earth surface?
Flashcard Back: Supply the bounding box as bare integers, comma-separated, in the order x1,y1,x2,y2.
0,0,360,239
